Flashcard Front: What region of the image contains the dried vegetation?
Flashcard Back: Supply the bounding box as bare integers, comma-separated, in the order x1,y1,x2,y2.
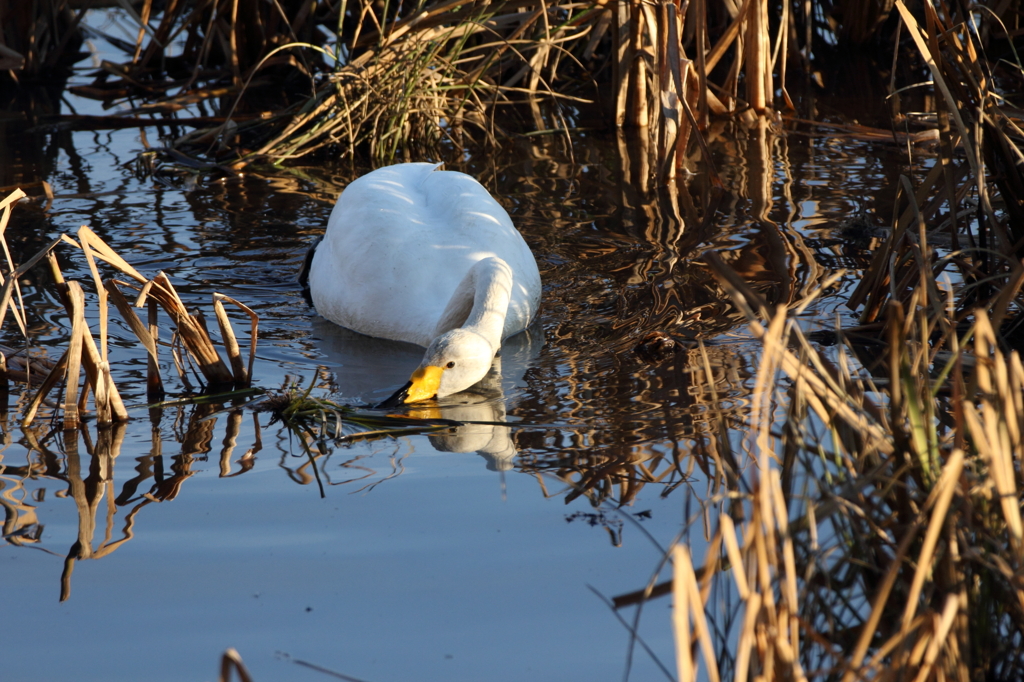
610,3,1024,681
6,0,1016,177
0,188,453,446
0,188,259,429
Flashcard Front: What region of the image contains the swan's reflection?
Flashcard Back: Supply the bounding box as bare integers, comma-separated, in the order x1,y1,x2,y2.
310,317,542,470
412,369,515,471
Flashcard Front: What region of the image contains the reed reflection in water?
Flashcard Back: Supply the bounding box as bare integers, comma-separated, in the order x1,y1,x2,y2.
2,333,746,603
2,400,267,601
2,323,550,602
457,124,893,512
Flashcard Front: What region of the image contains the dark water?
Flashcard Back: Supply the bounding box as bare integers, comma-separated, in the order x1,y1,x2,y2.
1,56,916,681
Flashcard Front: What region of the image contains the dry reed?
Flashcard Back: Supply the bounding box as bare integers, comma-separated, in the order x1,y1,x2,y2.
644,276,1024,679
0,190,258,428
655,25,1024,665
26,1,1017,177
613,5,1024,676
0,188,457,455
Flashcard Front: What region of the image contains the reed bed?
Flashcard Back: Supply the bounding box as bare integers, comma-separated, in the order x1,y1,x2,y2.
17,1,1017,175
651,265,1024,680
603,200,1017,678
610,4,1024,679
649,21,1021,682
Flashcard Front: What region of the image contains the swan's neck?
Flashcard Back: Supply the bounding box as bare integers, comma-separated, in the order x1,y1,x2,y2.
433,257,513,351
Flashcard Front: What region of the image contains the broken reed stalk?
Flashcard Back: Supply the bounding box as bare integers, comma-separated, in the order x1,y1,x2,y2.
137,273,235,385
213,294,259,387
671,544,721,682
105,280,164,401
45,250,130,426
219,648,254,682
0,188,30,336
0,189,260,428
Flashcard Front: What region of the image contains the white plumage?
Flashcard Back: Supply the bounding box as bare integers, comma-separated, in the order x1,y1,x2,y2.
307,163,541,402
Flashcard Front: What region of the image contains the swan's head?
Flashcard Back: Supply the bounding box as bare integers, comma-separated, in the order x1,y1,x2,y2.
379,329,495,406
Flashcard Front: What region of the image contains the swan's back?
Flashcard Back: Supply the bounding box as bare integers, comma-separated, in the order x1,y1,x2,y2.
309,163,540,346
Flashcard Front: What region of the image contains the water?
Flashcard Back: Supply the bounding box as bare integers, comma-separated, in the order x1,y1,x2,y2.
1,78,917,680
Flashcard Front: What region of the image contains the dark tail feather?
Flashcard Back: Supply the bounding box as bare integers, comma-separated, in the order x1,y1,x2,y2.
298,235,323,306
298,235,323,293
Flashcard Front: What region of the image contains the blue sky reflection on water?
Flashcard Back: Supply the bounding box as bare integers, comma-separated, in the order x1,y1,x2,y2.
6,416,686,682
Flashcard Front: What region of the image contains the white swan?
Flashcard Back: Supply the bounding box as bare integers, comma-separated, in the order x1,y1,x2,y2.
307,163,541,404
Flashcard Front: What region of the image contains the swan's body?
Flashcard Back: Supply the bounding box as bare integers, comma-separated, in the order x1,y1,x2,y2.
307,163,541,402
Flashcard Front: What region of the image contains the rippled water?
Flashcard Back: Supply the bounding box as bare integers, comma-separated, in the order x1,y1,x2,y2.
1,80,914,680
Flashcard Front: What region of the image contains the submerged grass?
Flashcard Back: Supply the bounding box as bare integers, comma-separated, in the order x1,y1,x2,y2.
253,375,462,443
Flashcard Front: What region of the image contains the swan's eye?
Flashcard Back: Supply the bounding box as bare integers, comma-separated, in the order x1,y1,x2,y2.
445,361,456,369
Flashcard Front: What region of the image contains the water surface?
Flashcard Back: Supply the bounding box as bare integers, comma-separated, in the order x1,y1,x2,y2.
1,80,917,681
